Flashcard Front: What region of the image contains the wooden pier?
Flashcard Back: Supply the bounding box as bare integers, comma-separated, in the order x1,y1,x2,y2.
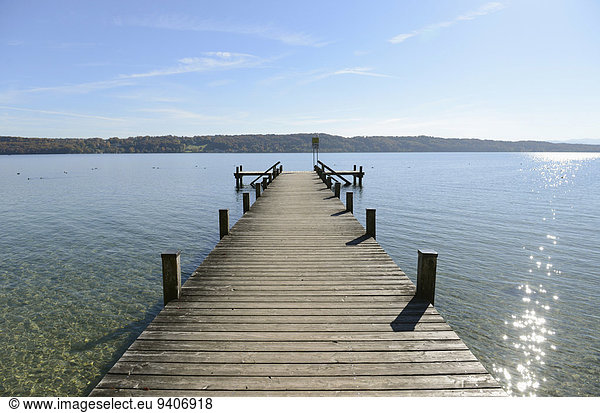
234,161,282,188
90,169,506,396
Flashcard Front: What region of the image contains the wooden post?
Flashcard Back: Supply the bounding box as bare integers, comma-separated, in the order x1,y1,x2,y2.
280,165,283,173
219,209,229,239
235,166,240,189
326,176,332,189
346,192,353,213
243,192,250,213
353,164,357,185
268,173,272,184
255,183,261,198
262,177,268,190
334,182,341,198
416,250,438,305
359,166,363,186
366,208,376,239
161,250,181,306
239,165,243,186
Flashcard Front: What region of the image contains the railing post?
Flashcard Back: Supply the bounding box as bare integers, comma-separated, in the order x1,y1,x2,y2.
268,173,272,184
235,166,240,189
262,177,268,190
219,209,229,239
366,208,376,239
353,164,357,185
416,250,438,305
346,192,353,213
326,176,332,189
243,193,250,213
359,165,363,186
161,250,181,306
334,182,341,198
255,183,261,198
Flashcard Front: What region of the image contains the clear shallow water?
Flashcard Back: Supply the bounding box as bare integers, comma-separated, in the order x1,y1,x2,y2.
0,152,598,396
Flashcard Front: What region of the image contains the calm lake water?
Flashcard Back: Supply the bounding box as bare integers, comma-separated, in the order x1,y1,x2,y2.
0,152,599,396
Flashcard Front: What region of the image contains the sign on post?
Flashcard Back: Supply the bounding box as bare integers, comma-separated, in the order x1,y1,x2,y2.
312,137,319,166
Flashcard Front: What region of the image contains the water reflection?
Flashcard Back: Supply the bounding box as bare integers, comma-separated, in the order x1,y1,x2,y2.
493,153,599,396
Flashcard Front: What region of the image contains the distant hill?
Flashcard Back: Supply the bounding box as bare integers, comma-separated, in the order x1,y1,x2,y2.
2,134,600,154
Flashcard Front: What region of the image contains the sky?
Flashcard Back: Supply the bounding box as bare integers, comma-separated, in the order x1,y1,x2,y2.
1,0,599,141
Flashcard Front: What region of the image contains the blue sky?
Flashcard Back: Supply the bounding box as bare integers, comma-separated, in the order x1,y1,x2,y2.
1,0,599,141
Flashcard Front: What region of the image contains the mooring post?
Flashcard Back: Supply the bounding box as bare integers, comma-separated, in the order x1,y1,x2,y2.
262,177,268,190
334,182,341,198
161,250,181,306
243,193,250,214
353,164,357,185
235,166,240,189
219,209,229,239
239,165,243,186
359,166,363,186
255,183,261,198
280,165,283,173
326,176,332,189
346,192,353,213
416,250,438,305
366,208,376,239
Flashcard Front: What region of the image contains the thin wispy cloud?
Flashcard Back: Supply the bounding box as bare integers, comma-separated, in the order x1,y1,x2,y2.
0,105,124,121
306,67,393,83
15,52,265,95
114,14,329,47
389,2,505,44
121,52,263,79
333,67,392,78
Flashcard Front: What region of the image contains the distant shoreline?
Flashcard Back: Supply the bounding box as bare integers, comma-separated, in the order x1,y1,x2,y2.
2,134,600,154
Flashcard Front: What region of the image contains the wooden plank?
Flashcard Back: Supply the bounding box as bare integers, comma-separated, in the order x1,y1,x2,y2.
95,374,500,391
144,322,453,332
90,388,508,396
108,361,488,376
151,314,445,323
128,340,468,352
137,331,463,341
117,350,478,364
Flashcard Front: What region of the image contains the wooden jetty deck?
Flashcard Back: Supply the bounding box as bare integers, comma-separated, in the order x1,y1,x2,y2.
90,171,506,396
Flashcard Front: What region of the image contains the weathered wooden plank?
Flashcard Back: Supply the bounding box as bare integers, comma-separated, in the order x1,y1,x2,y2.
144,322,453,332
95,373,500,391
156,307,440,317
151,314,444,324
117,350,478,364
137,331,463,341
128,339,467,352
109,361,488,376
169,301,430,309
89,388,508,397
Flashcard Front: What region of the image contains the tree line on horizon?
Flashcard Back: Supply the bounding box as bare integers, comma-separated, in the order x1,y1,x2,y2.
1,134,599,154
